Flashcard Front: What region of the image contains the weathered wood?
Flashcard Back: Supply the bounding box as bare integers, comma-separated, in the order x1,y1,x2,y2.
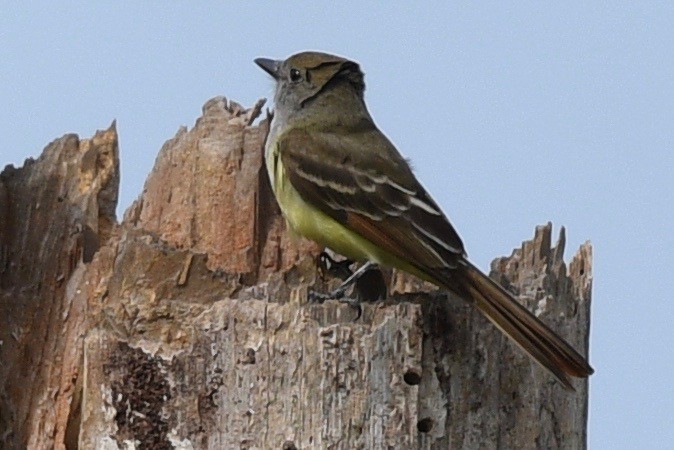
0,97,591,449
0,126,119,449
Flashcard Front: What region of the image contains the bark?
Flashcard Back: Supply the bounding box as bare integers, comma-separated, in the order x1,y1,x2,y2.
0,97,591,449
0,126,119,449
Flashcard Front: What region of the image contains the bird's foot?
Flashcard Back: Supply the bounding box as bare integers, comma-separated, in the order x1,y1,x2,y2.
308,288,362,319
308,260,379,320
307,285,350,302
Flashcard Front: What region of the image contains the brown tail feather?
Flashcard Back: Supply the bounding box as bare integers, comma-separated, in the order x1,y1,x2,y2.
436,261,593,390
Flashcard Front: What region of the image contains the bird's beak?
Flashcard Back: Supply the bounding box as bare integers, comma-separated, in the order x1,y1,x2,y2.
254,58,281,80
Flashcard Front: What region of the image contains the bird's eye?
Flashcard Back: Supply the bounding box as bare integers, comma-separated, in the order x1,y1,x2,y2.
289,68,302,82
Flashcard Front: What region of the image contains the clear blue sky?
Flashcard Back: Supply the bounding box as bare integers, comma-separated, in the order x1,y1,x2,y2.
1,2,672,447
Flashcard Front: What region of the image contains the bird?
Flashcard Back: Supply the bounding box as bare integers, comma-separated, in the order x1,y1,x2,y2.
254,51,593,390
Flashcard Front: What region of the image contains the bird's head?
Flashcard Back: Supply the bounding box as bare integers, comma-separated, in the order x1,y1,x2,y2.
255,51,365,115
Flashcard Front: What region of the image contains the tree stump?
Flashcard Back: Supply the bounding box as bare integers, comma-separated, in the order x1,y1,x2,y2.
0,98,591,449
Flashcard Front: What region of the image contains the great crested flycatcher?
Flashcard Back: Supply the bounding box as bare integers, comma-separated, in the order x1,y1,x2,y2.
255,51,593,389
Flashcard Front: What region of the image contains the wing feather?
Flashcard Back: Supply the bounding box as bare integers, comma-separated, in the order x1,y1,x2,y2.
278,126,465,270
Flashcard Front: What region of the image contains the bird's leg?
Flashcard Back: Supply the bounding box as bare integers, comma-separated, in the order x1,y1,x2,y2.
309,260,378,304
330,261,378,299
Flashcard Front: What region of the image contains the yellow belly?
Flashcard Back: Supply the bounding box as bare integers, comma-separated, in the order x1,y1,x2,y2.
276,172,374,262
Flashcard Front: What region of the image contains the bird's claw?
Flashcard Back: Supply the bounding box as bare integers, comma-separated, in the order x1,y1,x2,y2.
307,285,348,302
307,289,330,303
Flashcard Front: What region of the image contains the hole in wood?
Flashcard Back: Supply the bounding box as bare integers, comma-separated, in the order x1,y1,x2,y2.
417,418,434,433
241,348,256,364
282,440,298,450
403,369,421,385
